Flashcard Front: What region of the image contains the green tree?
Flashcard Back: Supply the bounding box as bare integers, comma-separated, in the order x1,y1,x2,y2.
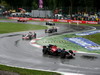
32,0,38,9
1,0,99,12
0,0,9,7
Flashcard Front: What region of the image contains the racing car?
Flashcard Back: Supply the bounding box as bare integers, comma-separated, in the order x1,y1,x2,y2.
17,18,27,22
22,32,36,40
46,22,55,26
45,27,57,33
42,44,75,58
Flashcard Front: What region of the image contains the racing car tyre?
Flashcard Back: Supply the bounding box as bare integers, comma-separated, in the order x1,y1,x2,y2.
69,50,75,56
55,29,57,32
42,46,48,54
46,23,47,25
60,52,66,58
69,50,73,54
17,20,20,22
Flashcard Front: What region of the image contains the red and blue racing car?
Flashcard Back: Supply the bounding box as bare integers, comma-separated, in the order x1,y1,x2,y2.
42,44,75,58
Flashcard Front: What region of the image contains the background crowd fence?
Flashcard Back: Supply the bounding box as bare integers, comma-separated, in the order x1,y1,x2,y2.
0,7,100,21
31,10,53,18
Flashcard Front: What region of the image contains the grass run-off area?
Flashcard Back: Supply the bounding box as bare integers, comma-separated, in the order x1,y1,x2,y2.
82,33,100,45
0,64,60,75
0,22,47,33
37,32,100,54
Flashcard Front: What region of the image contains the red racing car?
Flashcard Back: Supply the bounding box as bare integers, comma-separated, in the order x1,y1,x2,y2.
17,18,27,22
42,44,75,58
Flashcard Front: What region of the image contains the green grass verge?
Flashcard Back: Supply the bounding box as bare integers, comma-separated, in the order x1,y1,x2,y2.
0,64,60,75
0,22,47,33
82,33,100,45
37,33,100,54
0,18,15,20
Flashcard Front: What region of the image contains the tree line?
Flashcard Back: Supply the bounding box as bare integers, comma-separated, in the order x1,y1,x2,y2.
0,0,100,12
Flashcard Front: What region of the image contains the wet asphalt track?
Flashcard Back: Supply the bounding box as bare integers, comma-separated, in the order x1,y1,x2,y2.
0,20,100,75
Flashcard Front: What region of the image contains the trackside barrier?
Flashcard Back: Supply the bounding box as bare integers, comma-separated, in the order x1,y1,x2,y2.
8,17,98,24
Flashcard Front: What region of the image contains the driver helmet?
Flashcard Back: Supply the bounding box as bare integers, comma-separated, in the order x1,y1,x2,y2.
62,48,65,51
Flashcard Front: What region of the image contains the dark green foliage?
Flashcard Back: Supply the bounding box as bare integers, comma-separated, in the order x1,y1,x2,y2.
2,0,100,11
